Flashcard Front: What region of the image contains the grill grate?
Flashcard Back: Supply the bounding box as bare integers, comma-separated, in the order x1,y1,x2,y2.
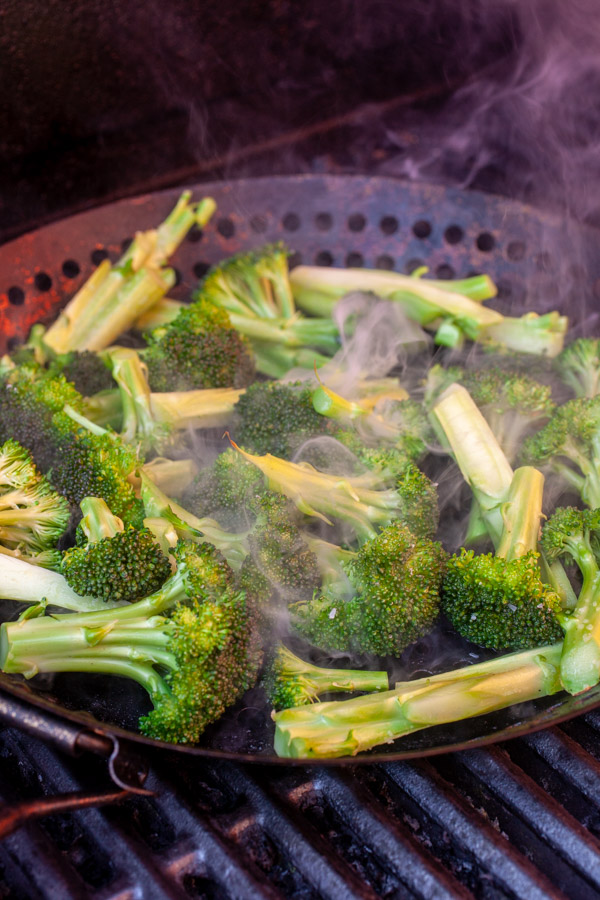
1,723,600,898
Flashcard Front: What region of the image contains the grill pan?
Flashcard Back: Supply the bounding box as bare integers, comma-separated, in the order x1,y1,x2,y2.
1,173,600,768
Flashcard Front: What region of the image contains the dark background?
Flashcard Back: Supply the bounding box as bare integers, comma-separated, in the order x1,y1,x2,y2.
0,0,525,243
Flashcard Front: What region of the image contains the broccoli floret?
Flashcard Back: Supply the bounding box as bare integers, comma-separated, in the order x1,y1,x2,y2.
555,338,600,398
0,439,69,560
521,396,600,509
442,467,564,650
426,364,555,463
196,244,340,375
262,644,388,710
106,347,243,454
234,381,333,457
0,542,263,744
49,351,115,396
231,442,440,543
143,297,255,393
272,643,563,758
293,520,447,656
541,506,600,694
40,193,215,354
183,448,266,527
247,493,321,603
62,497,171,603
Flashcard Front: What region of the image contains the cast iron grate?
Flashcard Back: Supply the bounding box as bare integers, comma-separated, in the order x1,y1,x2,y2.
1,720,600,898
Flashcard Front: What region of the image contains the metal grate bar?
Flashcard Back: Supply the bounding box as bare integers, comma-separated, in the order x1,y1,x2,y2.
213,763,376,900
521,728,600,808
456,747,600,891
313,767,471,900
383,759,566,900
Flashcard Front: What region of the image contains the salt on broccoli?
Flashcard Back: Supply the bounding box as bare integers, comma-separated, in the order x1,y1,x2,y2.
555,338,600,398
442,466,564,650
263,644,388,710
272,643,563,758
143,296,255,393
292,520,447,656
62,497,172,603
0,541,263,744
521,395,600,509
541,506,600,694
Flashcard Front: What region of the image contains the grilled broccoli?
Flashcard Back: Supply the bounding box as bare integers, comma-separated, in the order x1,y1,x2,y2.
231,441,439,543
234,380,333,458
106,347,243,453
263,644,388,710
0,439,69,564
521,395,600,509
541,506,600,694
39,193,215,354
273,643,563,758
62,497,171,603
442,467,564,650
194,243,340,375
425,364,555,463
290,265,567,355
182,448,266,528
49,351,115,396
555,338,600,398
292,520,447,656
143,296,255,393
0,542,263,744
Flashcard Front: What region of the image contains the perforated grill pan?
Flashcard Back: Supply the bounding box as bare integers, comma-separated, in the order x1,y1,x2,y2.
1,174,600,764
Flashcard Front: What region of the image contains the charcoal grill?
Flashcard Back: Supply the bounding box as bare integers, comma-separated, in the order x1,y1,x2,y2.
2,175,600,896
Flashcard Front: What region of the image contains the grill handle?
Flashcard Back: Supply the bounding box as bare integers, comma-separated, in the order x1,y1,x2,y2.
0,689,153,838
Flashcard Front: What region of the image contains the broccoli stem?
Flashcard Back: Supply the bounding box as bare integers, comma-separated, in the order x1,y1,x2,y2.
312,383,369,422
226,311,340,354
481,312,568,358
495,467,544,561
150,388,244,430
273,643,563,758
251,342,332,378
135,298,182,332
430,384,513,546
130,458,198,497
79,497,124,542
84,390,122,429
290,267,500,323
0,553,124,612
557,532,600,694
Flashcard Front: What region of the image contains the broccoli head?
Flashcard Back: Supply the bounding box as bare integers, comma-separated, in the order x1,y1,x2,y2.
293,521,447,656
555,338,600,398
143,297,255,392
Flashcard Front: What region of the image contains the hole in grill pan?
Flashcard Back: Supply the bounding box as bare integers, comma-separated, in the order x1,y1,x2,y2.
444,224,464,244
193,262,211,280
315,250,334,266
347,213,366,232
346,251,364,267
405,258,424,274
34,272,52,292
380,215,399,235
435,263,455,279
375,254,394,270
62,259,80,278
476,232,495,251
91,248,109,265
7,286,25,305
413,219,432,239
315,212,333,231
217,217,235,238
282,212,301,232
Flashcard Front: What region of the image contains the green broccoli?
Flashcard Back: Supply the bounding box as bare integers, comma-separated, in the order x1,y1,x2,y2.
40,193,215,354
521,395,600,509
273,642,563,758
442,467,564,650
62,497,171,603
0,439,69,562
105,347,244,453
0,542,263,744
182,448,266,528
263,644,388,710
555,338,600,398
290,265,567,355
425,364,555,463
230,440,439,543
143,296,255,393
292,520,447,656
194,244,340,374
541,506,600,694
49,351,115,396
234,380,333,458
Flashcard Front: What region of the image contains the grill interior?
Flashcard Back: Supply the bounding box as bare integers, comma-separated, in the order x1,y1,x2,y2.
2,717,600,898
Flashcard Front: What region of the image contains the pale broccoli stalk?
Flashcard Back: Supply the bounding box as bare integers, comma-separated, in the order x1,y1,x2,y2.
555,338,600,398
0,552,124,612
430,384,514,547
290,266,567,355
273,643,563,758
106,347,244,452
42,194,215,354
